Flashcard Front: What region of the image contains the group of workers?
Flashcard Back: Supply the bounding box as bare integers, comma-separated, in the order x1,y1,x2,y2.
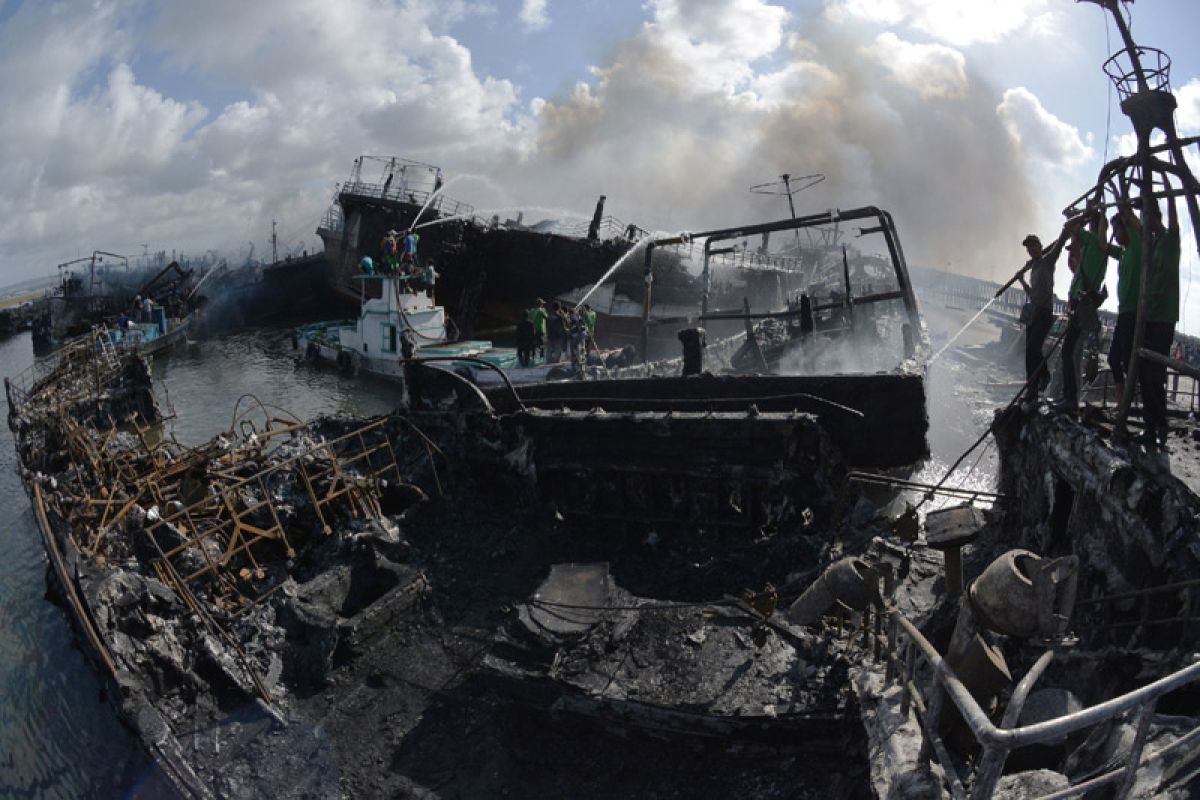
516,298,597,368
1018,191,1180,445
358,229,437,294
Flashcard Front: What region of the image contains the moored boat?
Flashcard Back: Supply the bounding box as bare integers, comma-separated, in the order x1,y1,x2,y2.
294,273,577,387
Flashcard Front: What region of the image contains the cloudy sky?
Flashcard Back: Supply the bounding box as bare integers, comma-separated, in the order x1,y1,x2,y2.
2,0,1199,326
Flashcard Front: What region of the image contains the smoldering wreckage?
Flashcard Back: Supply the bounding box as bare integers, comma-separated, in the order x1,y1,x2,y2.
9,254,1200,799
11,5,1200,800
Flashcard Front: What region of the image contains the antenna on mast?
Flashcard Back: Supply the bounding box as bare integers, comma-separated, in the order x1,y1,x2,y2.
750,173,826,252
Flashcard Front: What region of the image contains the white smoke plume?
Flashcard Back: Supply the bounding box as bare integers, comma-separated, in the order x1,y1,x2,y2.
499,4,1036,281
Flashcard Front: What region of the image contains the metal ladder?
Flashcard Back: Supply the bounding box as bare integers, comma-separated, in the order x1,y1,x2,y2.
93,326,120,370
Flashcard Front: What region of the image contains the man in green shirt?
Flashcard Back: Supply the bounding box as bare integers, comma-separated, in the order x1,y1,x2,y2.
1057,213,1110,410
1106,206,1142,402
1137,195,1181,445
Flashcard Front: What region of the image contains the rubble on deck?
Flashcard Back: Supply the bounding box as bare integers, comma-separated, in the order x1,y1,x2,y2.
13,303,1200,799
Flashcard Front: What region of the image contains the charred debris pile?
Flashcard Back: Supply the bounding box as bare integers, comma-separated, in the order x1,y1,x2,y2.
6,338,884,797
8,329,1200,798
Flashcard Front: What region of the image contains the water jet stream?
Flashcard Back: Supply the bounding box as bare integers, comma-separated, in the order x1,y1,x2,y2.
928,295,999,365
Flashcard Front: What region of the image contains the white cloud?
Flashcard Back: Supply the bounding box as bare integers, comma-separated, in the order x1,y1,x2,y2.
1177,79,1200,135
867,32,966,99
519,0,550,31
0,0,534,275
0,0,1067,298
827,0,1052,47
643,0,789,92
997,86,1094,170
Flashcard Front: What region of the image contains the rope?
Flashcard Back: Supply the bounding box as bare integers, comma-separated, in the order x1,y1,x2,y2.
1102,7,1113,166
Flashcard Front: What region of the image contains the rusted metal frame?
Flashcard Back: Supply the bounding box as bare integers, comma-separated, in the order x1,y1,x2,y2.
154,558,210,625
230,582,287,617
314,435,391,519
184,536,269,585
85,491,143,556
352,428,399,487
296,462,332,535
152,419,385,535
183,493,271,583
147,546,275,705
255,474,294,557
150,502,235,603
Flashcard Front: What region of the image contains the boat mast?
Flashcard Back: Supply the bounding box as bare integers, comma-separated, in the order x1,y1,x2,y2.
750,173,825,255
1074,0,1200,435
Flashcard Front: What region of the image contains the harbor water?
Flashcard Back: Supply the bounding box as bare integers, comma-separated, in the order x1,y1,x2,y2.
0,328,399,799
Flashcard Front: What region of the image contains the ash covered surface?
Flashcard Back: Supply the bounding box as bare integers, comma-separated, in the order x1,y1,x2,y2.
9,341,881,798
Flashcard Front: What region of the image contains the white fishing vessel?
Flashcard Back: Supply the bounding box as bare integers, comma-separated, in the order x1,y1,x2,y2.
296,274,555,384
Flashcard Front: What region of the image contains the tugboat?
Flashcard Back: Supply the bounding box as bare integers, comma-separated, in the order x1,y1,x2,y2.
295,271,545,385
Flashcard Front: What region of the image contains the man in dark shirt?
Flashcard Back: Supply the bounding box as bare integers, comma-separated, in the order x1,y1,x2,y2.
516,314,535,367
1017,224,1069,400
546,301,567,363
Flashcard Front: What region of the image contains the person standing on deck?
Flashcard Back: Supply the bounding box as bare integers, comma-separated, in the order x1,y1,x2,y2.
516,314,535,367
1107,206,1142,402
381,231,399,274
1057,213,1108,412
580,303,597,351
528,299,548,358
1016,224,1069,401
546,301,567,363
401,231,420,271
567,308,587,369
1137,195,1181,446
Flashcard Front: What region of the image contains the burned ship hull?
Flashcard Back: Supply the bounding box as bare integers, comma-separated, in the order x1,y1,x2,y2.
316,157,640,337
7,324,897,797
488,372,928,470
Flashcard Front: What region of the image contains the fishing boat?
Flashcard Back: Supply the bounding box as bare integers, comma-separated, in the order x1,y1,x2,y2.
101,305,195,357
295,273,570,386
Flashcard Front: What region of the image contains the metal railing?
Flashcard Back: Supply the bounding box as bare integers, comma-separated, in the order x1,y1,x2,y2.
340,180,475,219
6,334,105,410
846,588,1200,799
